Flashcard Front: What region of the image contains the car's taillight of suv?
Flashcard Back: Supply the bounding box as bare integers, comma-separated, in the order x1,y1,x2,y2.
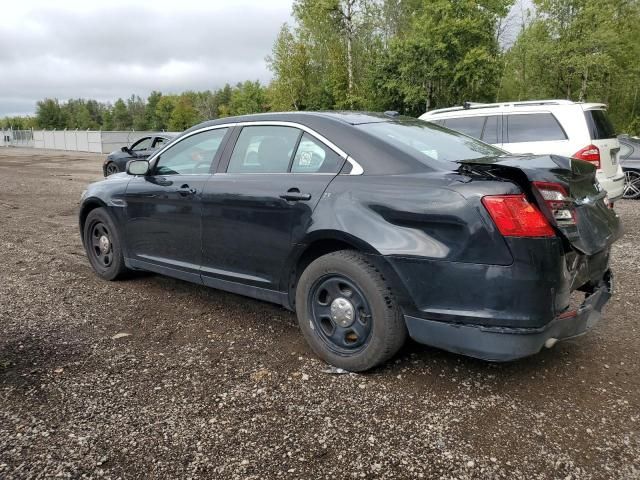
573,144,601,169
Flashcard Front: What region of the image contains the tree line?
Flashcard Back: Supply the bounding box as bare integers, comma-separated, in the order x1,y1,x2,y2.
3,0,639,134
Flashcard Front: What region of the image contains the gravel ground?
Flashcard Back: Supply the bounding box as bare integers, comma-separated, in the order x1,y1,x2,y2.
0,148,638,479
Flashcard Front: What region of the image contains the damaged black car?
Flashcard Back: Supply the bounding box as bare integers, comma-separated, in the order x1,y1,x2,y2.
79,112,622,371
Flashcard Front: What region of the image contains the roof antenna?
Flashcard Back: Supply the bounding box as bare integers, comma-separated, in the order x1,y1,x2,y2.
463,102,471,110
384,110,399,118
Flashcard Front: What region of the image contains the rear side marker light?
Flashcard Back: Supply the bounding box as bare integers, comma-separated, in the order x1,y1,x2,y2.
482,194,555,237
533,181,577,225
573,144,601,169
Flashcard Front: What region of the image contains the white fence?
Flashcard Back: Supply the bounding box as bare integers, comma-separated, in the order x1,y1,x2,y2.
1,129,178,154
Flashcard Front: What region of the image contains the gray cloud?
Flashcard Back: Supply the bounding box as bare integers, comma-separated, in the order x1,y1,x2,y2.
0,1,292,116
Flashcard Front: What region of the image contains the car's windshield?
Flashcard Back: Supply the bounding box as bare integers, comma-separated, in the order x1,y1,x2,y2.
357,120,504,166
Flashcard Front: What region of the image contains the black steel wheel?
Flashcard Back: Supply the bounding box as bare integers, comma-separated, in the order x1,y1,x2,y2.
623,170,640,199
105,162,119,176
310,275,373,354
296,250,406,372
89,221,114,267
83,207,128,280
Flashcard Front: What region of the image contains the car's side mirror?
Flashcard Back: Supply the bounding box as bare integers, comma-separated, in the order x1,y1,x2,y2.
121,146,130,153
127,160,150,176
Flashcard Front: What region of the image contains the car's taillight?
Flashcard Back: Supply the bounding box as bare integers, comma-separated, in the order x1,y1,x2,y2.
482,194,555,237
533,181,576,225
573,144,601,169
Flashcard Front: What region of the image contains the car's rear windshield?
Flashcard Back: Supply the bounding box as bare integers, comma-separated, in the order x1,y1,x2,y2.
357,120,503,166
585,109,616,140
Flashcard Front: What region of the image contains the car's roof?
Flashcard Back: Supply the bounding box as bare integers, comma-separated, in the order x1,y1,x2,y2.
185,111,412,133
421,100,607,118
178,111,426,175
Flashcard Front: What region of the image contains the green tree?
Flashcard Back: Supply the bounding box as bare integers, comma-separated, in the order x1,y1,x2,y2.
375,0,512,115
500,0,640,133
112,98,132,130
168,96,199,131
155,95,177,130
36,98,64,129
230,81,268,115
127,95,148,130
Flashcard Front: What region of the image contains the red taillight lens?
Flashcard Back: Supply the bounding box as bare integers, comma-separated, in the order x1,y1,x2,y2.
482,194,555,237
573,144,601,169
533,181,576,224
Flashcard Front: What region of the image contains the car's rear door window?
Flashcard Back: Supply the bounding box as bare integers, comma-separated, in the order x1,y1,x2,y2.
227,126,301,173
441,116,485,139
291,133,343,173
154,128,228,175
585,109,616,140
506,113,567,143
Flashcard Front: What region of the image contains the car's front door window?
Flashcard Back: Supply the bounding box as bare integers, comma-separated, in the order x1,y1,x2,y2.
131,137,153,152
154,129,228,175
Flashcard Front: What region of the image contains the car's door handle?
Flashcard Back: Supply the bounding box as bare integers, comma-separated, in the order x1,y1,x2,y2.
280,188,311,202
178,184,197,197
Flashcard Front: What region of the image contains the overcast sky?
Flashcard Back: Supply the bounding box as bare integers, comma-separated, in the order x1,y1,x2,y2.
1,0,533,118
0,0,293,116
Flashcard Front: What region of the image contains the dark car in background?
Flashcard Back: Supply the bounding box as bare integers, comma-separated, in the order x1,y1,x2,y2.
103,134,175,176
619,134,640,199
80,112,621,371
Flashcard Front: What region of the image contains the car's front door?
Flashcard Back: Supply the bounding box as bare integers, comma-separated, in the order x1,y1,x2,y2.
200,124,345,297
124,127,230,282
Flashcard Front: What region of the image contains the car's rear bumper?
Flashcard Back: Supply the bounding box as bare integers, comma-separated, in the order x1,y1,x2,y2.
598,169,625,201
404,271,613,361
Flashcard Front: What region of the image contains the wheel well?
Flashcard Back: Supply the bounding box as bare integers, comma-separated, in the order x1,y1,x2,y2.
79,199,106,239
287,238,367,310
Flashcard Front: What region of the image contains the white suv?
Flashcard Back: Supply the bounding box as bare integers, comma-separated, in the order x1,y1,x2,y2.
420,100,625,201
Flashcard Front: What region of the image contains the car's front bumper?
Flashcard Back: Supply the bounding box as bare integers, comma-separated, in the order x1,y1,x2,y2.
404,271,613,361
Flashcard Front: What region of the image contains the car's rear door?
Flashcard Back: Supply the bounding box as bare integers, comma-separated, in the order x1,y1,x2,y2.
200,123,345,298
124,127,231,282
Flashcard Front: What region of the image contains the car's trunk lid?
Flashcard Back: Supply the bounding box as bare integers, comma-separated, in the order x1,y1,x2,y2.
458,154,622,255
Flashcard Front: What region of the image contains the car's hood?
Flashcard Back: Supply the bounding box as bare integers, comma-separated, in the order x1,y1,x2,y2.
107,150,134,160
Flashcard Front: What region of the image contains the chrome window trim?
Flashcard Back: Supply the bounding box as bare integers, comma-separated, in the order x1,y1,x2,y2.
147,120,365,175
147,123,236,167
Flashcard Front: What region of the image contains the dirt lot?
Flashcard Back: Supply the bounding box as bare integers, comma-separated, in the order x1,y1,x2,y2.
0,148,638,479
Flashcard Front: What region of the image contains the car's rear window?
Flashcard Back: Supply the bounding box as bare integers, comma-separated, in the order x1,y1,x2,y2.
585,109,616,140
358,121,503,166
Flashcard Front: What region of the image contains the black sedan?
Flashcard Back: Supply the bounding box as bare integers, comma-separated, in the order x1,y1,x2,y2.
619,134,640,199
103,134,175,176
79,112,621,371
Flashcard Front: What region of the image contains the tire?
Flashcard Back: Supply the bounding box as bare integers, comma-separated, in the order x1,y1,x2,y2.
623,170,640,199
83,207,128,281
295,250,407,372
105,162,120,176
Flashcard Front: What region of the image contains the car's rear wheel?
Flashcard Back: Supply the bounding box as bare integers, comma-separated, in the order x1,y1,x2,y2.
295,250,406,372
623,170,640,199
105,162,119,176
83,207,128,280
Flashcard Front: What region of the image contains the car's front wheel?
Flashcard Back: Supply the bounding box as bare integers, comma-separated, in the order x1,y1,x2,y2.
83,207,128,280
295,250,407,371
105,162,120,176
623,170,640,199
